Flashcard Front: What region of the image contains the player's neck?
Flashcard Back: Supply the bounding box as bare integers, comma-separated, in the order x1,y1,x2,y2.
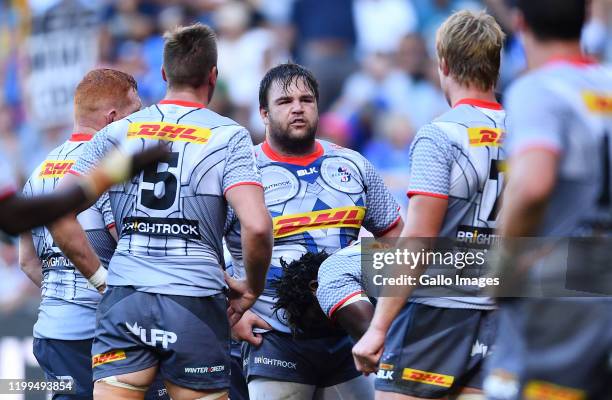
448,87,498,109
265,135,318,158
163,88,209,108
526,39,583,70
71,123,98,136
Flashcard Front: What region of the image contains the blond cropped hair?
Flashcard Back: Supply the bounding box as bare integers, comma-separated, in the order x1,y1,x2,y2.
436,10,505,91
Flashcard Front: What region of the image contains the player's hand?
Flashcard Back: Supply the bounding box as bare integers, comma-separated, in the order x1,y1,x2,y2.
231,310,272,346
225,272,260,326
97,283,107,294
352,326,386,375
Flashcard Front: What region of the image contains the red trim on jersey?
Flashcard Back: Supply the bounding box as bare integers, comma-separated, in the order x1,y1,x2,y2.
106,222,116,230
407,191,449,200
453,98,503,110
158,99,206,108
329,290,366,318
69,133,93,142
376,215,402,237
223,181,263,195
261,141,324,166
67,170,82,177
546,55,598,68
0,187,16,201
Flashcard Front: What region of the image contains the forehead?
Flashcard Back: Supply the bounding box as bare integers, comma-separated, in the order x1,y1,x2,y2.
268,76,315,100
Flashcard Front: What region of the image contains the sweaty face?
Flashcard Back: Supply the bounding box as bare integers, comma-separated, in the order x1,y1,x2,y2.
263,77,319,154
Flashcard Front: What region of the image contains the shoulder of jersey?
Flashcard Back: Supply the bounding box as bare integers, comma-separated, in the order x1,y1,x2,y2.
318,139,368,164
433,103,502,125
132,105,241,130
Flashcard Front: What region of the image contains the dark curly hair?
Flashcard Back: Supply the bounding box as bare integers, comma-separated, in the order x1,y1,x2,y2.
271,251,330,333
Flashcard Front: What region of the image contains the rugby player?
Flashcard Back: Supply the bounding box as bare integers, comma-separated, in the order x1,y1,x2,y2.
271,241,373,341
225,63,402,399
352,10,506,399
19,69,169,400
0,138,165,236
50,23,272,400
483,1,612,398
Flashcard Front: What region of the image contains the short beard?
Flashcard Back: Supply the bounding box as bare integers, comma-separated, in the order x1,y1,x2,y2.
268,116,318,155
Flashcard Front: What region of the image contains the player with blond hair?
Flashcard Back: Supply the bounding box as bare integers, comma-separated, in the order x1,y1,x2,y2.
353,10,506,400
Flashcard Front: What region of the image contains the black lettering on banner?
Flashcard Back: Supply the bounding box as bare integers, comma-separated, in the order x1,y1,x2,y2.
121,217,201,240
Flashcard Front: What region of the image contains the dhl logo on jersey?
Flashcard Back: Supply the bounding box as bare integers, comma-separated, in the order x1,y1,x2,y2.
467,127,504,147
401,368,454,388
524,380,585,400
92,350,126,368
273,206,366,238
127,122,212,144
583,91,612,114
38,160,75,179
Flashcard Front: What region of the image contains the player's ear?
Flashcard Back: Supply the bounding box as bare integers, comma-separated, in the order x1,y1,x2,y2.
260,106,269,126
107,109,117,124
308,279,318,293
439,57,450,77
161,67,167,82
209,66,218,88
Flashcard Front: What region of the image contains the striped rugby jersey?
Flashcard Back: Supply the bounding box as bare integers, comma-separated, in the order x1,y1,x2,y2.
24,133,115,339
226,139,400,332
70,100,261,297
407,98,507,310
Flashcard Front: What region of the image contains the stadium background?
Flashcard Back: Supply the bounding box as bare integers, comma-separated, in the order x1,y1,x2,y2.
0,0,609,398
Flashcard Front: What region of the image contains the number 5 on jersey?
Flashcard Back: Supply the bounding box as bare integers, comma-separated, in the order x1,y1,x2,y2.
138,151,181,212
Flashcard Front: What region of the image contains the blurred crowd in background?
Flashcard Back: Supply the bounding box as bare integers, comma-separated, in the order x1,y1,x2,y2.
0,0,610,312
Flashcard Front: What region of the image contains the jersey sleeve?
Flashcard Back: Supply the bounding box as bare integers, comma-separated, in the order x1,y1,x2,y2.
316,254,365,318
362,158,401,236
94,192,115,229
70,126,113,176
407,123,453,199
222,129,262,195
504,78,565,157
22,176,34,199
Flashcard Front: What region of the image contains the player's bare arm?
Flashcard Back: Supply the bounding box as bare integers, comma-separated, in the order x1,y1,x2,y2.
18,232,43,287
353,195,447,374
333,301,374,340
225,182,273,326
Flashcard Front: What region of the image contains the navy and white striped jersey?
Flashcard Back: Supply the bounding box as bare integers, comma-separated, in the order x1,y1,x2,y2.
24,133,116,340
407,98,507,310
226,139,400,332
70,100,261,297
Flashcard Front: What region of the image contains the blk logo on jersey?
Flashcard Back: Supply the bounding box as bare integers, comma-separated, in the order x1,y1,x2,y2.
122,217,201,239
272,206,366,238
467,128,504,147
125,322,177,349
38,160,75,178
297,167,318,176
377,363,395,380
127,122,212,144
